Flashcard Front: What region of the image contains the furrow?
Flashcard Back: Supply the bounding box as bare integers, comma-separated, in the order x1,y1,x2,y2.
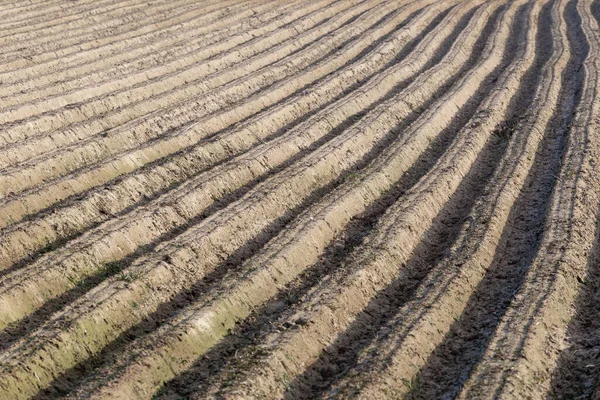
0,0,171,43
7,1,596,399
399,2,566,398
148,6,477,396
0,0,302,108
455,0,599,397
297,1,547,397
0,0,348,160
190,2,541,398
0,0,138,32
0,0,68,21
0,0,384,191
40,1,536,398
0,0,203,38
0,0,260,76
323,0,567,398
0,0,258,70
3,0,458,338
0,0,310,133
0,0,147,26
0,0,90,21
551,2,600,383
0,0,457,336
0,0,465,353
39,0,512,396
0,0,442,277
0,0,405,227
0,1,500,396
0,0,280,88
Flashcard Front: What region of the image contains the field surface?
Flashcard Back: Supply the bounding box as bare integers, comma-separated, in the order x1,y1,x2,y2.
0,0,599,398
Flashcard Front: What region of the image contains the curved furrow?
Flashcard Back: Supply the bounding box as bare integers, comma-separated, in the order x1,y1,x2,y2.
0,0,312,132
188,2,542,398
0,1,501,396
147,7,475,393
0,0,277,88
0,0,238,69
23,2,488,397
176,1,540,396
550,3,600,387
4,1,598,399
0,0,169,44
0,0,135,32
3,0,446,334
0,0,385,188
35,1,516,396
0,0,288,94
0,0,65,20
3,0,250,69
0,0,405,227
0,0,443,281
0,0,351,159
0,0,459,340
150,41,482,394
0,0,457,346
43,2,536,398
0,0,193,37
0,0,266,78
293,2,550,398
0,0,303,109
397,1,566,398
456,0,598,397
0,0,147,25
317,0,567,397
0,0,258,76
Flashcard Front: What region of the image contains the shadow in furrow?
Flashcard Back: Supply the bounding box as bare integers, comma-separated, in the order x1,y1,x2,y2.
0,4,454,352
0,0,346,131
153,115,472,398
549,0,600,397
0,2,438,279
414,1,587,398
0,0,207,63
274,4,532,398
0,0,313,90
151,5,509,396
408,0,559,397
31,5,484,397
0,0,372,157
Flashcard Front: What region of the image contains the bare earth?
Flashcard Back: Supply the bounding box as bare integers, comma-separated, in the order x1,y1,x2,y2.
0,0,599,398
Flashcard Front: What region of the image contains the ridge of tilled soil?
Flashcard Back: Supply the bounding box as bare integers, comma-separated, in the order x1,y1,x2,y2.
1,0,600,399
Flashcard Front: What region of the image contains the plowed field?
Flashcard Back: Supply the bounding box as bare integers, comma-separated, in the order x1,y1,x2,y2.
0,0,599,398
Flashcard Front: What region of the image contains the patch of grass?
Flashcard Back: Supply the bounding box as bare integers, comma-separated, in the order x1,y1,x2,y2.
280,372,292,386
492,118,519,141
117,270,142,283
96,261,125,279
402,375,420,393
66,275,78,287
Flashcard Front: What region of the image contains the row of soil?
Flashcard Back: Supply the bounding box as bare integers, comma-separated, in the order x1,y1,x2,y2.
3,0,599,398
0,0,496,397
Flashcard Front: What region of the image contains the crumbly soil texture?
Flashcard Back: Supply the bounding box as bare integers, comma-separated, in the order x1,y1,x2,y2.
0,0,599,398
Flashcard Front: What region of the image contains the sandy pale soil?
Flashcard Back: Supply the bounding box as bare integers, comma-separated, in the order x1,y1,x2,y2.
0,0,599,398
